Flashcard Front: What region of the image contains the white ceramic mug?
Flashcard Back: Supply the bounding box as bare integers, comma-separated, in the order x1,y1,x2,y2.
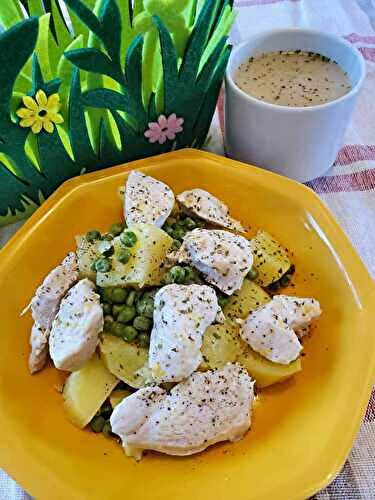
225,29,366,182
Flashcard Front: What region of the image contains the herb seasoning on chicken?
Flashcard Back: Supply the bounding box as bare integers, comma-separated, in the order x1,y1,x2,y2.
174,229,253,295
149,284,224,383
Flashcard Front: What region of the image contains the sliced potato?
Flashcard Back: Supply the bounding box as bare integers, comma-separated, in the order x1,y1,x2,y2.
251,230,291,287
63,354,118,429
75,235,99,281
96,223,173,288
100,334,149,388
201,318,301,387
224,279,271,320
237,342,302,388
109,389,132,408
201,320,241,370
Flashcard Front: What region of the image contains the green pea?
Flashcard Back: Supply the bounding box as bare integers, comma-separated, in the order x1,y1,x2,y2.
102,420,113,438
169,265,186,284
95,257,112,273
122,325,138,342
195,219,205,228
138,332,150,348
86,230,101,243
183,266,196,283
183,217,196,230
111,287,128,304
120,231,138,247
90,415,105,433
118,306,137,324
217,295,229,309
126,290,136,306
103,315,114,332
171,239,182,251
163,225,174,235
109,222,125,236
103,303,112,315
133,316,152,332
112,322,128,338
172,227,186,241
247,266,259,280
102,288,114,304
117,248,132,264
112,304,125,318
161,274,173,285
103,233,114,241
136,297,154,318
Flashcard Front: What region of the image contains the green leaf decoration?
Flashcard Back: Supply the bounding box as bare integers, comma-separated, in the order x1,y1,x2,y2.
68,68,97,167
0,1,24,30
81,88,129,112
64,48,120,80
123,34,148,130
99,0,121,61
0,0,234,226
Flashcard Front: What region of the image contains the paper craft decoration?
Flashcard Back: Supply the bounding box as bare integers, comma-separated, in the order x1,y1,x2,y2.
0,0,235,226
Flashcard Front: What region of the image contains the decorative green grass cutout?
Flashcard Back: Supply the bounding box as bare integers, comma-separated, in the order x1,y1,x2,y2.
0,0,234,226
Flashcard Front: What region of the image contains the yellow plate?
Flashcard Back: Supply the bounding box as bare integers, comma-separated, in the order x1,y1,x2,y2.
0,149,374,500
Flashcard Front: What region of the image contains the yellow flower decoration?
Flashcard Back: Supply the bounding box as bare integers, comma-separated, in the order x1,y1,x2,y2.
16,90,64,134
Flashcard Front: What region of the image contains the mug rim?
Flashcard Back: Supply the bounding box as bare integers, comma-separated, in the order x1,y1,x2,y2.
226,27,367,113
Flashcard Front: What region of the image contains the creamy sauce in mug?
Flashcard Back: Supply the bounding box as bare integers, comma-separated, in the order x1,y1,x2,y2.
235,50,352,107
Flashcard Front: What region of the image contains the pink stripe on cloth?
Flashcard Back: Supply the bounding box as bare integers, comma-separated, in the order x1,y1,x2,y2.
358,47,375,62
234,0,300,6
344,33,375,44
334,145,375,166
307,169,375,194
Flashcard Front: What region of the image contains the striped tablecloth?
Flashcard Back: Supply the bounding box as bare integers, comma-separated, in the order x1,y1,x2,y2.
1,0,374,498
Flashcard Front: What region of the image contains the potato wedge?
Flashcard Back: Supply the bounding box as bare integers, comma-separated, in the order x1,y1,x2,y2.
237,342,302,388
99,334,149,388
201,318,301,387
96,223,173,288
224,279,271,320
75,235,99,281
251,230,291,287
63,354,118,429
201,320,241,370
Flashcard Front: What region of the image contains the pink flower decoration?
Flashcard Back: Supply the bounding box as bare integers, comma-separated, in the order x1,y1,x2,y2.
144,113,184,144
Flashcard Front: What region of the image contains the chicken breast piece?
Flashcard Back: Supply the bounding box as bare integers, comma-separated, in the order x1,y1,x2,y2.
174,229,253,295
149,284,224,383
49,279,103,371
177,189,245,232
272,295,322,335
111,364,254,459
240,295,321,364
125,170,175,228
28,323,49,374
30,252,79,332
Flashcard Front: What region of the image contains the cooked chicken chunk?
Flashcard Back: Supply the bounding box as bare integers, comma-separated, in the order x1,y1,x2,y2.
240,295,321,364
149,284,223,383
28,323,49,374
49,279,103,371
125,170,175,228
177,188,245,232
174,229,253,295
110,364,254,459
30,252,79,331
